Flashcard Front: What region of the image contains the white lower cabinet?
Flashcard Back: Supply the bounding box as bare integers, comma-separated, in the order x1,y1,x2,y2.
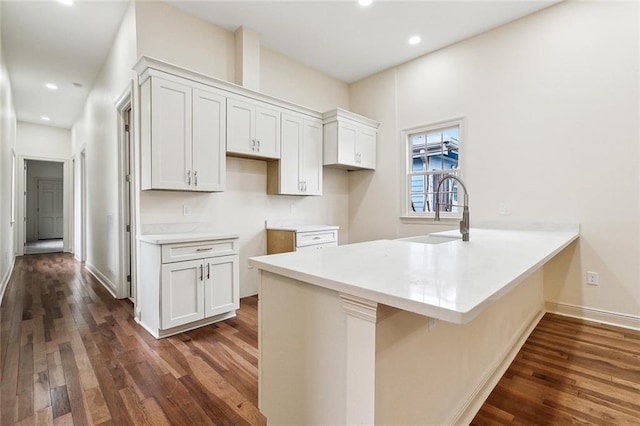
266,226,339,254
138,236,239,338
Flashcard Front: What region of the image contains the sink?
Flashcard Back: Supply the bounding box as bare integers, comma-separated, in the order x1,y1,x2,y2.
396,235,460,244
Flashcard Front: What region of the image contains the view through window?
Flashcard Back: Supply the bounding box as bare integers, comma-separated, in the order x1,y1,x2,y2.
407,122,461,216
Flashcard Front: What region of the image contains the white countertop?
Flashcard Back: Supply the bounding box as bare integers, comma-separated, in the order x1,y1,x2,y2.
249,226,579,324
139,232,239,244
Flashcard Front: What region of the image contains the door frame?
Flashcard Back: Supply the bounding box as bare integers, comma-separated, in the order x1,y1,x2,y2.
17,156,71,256
115,83,138,301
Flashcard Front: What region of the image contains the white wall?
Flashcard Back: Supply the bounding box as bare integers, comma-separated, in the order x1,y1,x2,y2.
15,121,71,159
72,4,137,294
25,160,64,241
0,15,18,298
349,1,640,319
134,1,350,297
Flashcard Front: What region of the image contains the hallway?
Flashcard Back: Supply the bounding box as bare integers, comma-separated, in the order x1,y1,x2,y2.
0,253,264,425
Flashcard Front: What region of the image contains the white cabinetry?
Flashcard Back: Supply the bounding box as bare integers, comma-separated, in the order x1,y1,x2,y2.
140,75,226,192
323,108,380,171
138,235,239,338
266,226,338,254
227,97,281,159
267,112,322,196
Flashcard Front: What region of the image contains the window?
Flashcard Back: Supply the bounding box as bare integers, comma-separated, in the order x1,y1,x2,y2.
403,119,463,218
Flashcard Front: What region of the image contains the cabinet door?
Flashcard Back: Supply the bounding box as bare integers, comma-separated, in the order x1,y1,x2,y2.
279,113,303,194
301,118,323,195
255,105,281,159
161,259,205,329
204,255,239,318
151,77,193,190
227,98,255,156
337,121,358,166
357,127,377,170
193,88,226,192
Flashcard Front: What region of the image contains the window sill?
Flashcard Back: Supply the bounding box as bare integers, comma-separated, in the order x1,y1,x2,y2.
400,216,461,224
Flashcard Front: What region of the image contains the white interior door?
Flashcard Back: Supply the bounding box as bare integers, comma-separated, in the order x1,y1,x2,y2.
37,179,63,239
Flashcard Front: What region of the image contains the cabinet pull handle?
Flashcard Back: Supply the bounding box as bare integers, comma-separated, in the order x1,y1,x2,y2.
257,140,260,151
251,139,256,151
313,236,321,240
194,171,198,186
196,248,213,252
200,264,203,281
207,263,210,279
187,170,191,185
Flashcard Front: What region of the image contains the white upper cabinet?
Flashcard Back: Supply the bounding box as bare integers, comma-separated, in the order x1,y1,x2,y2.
227,97,281,159
140,75,226,192
267,112,322,196
192,88,226,191
323,108,380,171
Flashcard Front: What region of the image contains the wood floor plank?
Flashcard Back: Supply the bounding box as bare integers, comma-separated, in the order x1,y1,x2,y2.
50,385,71,419
58,341,90,425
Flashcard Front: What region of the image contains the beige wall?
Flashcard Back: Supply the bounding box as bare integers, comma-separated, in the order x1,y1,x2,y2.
72,4,137,293
134,1,351,297
135,1,235,81
349,1,640,318
0,20,17,297
260,47,349,112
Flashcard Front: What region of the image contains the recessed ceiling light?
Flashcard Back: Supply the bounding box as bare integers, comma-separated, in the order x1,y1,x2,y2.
408,35,422,45
58,0,73,5
358,0,373,6
41,116,51,121
73,82,83,88
45,83,58,90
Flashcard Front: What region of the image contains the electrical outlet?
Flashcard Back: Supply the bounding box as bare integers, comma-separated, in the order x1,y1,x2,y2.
586,271,599,286
290,204,296,214
498,202,511,215
183,205,192,216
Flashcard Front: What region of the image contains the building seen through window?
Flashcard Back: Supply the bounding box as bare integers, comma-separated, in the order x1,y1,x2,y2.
409,124,460,215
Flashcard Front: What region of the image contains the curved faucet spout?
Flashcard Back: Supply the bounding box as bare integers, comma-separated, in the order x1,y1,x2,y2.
434,175,470,241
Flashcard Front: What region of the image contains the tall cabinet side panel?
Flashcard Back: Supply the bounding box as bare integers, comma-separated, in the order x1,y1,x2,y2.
138,241,161,336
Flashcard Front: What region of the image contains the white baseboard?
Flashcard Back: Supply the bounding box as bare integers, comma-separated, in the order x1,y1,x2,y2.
545,301,640,331
84,262,117,299
450,309,544,425
0,256,16,304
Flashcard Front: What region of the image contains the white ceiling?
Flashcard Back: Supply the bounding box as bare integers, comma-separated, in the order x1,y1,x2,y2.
1,0,129,129
1,0,558,130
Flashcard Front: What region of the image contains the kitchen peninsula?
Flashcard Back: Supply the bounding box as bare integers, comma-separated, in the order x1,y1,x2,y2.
249,225,579,425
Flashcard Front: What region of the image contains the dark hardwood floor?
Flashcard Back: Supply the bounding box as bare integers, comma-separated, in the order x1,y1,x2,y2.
1,253,265,425
2,253,639,425
472,313,640,425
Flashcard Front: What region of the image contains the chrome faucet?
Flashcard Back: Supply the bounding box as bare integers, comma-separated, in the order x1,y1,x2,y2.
434,175,470,241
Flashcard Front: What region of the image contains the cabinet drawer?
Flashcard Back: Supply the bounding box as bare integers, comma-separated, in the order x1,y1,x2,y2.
296,230,338,247
162,239,238,263
296,241,338,251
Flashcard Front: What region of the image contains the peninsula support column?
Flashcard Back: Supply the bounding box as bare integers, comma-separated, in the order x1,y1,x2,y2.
340,293,378,424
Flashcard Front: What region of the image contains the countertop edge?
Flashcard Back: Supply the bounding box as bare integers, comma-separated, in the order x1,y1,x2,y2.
139,233,240,244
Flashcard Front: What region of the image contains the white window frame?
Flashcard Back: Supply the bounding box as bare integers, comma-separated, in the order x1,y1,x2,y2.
401,117,465,220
